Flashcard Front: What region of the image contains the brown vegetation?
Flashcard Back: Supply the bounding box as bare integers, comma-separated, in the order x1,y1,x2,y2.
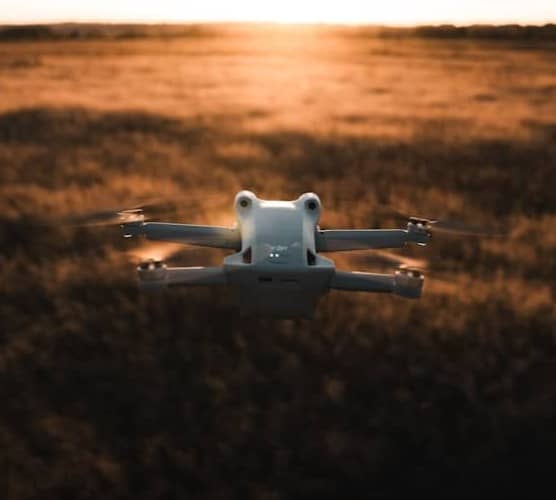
0,24,555,498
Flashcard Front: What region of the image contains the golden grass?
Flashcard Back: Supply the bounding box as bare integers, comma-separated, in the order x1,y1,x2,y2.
1,33,554,140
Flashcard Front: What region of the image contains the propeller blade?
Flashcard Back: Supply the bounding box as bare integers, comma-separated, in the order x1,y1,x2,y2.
63,209,125,227
426,219,505,237
368,205,505,238
58,206,145,227
125,242,197,264
51,192,233,228
347,196,506,238
345,249,429,271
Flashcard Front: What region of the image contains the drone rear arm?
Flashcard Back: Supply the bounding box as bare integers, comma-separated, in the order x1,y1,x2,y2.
138,265,227,291
316,228,428,252
330,270,423,298
166,267,227,287
123,222,241,250
331,270,394,292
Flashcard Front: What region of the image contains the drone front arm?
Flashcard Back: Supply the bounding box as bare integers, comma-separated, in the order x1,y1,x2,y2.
316,228,428,252
123,222,241,250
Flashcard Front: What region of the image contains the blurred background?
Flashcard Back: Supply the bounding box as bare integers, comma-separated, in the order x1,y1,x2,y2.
1,1,555,498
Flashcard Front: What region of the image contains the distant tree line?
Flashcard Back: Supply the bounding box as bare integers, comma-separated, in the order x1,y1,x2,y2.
0,25,56,41
1,23,556,42
0,23,217,42
410,24,556,40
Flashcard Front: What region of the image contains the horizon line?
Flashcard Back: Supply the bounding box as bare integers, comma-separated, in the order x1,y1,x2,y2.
1,19,555,28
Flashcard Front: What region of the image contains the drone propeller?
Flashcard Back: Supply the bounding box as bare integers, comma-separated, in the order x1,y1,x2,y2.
52,192,232,229
366,204,506,238
344,249,463,297
57,201,164,227
407,216,505,237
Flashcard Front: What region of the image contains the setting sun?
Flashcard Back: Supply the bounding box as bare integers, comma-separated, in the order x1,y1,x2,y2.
1,0,555,24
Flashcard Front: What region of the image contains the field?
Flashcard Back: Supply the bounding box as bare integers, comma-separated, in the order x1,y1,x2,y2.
1,24,556,498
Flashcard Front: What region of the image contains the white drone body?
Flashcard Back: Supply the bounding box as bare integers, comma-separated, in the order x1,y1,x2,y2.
123,191,431,318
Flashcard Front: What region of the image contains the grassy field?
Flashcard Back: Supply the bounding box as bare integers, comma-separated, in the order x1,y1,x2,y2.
1,24,555,498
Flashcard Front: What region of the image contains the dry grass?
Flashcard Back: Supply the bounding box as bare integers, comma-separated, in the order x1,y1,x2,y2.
0,24,555,498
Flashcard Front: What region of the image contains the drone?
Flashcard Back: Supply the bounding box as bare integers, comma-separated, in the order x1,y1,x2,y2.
109,190,466,318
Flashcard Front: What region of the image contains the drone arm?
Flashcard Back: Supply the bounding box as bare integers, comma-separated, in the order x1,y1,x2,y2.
331,271,394,292
124,222,241,250
330,270,423,298
316,229,416,251
138,265,227,290
166,267,227,287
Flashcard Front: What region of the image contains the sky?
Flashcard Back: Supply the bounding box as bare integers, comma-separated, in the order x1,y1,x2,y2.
0,0,555,25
